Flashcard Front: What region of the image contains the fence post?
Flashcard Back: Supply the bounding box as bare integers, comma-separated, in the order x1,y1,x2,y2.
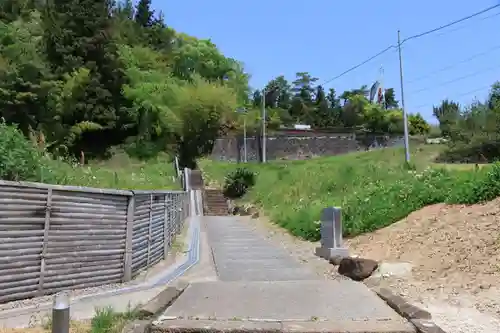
38,188,53,295
123,195,134,282
163,194,169,260
146,194,153,268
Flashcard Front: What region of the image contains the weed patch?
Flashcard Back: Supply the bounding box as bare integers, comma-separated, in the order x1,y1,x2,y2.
200,146,498,241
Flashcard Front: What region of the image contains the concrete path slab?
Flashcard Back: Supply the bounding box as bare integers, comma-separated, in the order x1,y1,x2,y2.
163,280,406,321
154,281,414,332
153,216,415,332
204,216,318,282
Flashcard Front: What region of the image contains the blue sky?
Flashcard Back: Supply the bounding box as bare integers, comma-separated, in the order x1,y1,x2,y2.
154,0,500,123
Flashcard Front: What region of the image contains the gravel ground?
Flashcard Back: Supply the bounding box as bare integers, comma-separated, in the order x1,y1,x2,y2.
241,203,500,333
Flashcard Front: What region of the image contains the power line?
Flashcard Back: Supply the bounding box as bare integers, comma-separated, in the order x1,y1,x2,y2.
406,44,500,85
319,4,500,86
401,4,500,44
411,84,493,110
408,64,500,95
321,46,396,86
428,10,500,39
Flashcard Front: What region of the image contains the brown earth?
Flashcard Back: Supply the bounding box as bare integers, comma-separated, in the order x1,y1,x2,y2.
345,199,500,318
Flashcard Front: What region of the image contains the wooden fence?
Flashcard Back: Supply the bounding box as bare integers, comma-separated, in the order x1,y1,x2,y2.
0,180,189,304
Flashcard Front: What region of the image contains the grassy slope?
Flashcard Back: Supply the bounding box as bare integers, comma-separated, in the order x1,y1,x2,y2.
41,153,181,190
200,145,494,240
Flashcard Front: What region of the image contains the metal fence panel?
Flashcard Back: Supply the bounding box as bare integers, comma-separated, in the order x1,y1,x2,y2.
0,178,190,304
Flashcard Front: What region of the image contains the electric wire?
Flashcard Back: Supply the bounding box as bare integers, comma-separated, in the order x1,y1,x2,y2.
319,4,500,86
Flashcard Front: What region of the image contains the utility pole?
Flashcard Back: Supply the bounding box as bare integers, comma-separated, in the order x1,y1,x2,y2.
235,107,247,163
261,89,267,163
397,30,410,163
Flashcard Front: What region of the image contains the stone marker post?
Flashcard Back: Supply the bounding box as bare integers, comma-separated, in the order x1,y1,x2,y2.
315,207,349,260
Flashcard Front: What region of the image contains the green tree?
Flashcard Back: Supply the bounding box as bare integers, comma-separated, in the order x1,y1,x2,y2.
433,99,460,137
487,81,500,110
134,0,154,27
408,113,430,135
0,11,55,136
384,88,399,109
43,0,128,155
289,72,317,123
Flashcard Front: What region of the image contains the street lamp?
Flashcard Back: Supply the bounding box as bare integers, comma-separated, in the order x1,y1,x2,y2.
235,107,248,163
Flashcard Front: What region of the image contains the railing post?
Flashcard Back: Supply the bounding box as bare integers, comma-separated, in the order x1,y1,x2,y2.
147,194,153,268
184,168,190,191
163,194,170,260
123,194,134,282
39,188,53,295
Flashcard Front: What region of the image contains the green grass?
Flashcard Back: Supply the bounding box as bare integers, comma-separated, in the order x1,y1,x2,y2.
39,152,181,190
0,122,180,190
200,145,500,241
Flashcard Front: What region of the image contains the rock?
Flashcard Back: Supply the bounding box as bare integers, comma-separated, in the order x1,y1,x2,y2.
251,211,260,218
371,262,413,278
328,255,345,265
338,257,379,281
230,205,241,215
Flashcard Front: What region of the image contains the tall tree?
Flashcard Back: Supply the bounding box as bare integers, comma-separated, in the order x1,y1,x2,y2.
433,99,460,137
289,72,317,122
312,85,335,127
43,0,128,154
487,81,500,110
384,88,399,109
134,0,154,27
263,75,291,109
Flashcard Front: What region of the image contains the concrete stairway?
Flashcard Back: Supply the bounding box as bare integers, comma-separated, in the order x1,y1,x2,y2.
188,170,204,189
203,189,228,216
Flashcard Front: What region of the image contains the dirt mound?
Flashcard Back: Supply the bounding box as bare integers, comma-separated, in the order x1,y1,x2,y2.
346,199,500,290
346,198,500,331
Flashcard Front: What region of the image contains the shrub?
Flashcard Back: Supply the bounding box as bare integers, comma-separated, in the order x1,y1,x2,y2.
0,122,45,181
223,167,255,199
446,163,500,204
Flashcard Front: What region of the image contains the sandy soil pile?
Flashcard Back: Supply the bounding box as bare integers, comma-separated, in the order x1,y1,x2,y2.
346,199,500,332
347,200,500,291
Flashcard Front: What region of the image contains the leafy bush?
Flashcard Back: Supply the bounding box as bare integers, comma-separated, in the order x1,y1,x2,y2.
0,122,45,181
222,168,256,199
436,140,500,163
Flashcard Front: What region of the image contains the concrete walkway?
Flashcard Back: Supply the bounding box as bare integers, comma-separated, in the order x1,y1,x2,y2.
153,216,415,332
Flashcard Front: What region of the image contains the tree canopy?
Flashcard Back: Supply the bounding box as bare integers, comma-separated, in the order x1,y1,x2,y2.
0,0,432,168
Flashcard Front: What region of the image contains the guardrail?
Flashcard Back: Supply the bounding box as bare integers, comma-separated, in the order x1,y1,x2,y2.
0,180,190,304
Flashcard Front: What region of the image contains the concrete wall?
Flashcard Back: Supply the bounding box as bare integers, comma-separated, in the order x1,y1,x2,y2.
211,134,405,162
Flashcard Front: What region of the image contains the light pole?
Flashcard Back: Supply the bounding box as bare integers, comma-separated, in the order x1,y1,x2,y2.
235,107,247,163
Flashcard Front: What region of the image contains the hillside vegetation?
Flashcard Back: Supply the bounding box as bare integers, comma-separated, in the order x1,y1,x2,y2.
200,146,500,240
0,122,179,189
0,0,436,186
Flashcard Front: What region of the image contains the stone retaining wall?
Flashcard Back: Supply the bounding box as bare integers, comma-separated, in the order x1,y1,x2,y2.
211,134,405,162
